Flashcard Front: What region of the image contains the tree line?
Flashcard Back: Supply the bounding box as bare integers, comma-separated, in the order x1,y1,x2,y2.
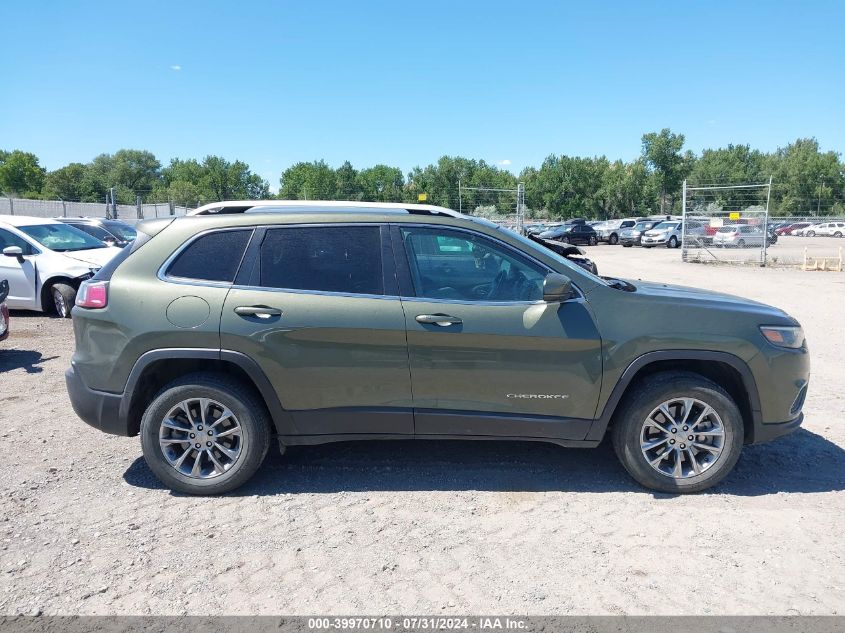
1,129,843,218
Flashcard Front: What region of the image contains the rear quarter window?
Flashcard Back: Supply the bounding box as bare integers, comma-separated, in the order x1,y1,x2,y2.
166,229,252,283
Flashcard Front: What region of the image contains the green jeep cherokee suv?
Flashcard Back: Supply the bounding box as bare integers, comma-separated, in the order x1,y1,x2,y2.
65,201,810,495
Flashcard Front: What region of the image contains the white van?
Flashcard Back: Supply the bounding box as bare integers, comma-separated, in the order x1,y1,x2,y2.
0,216,121,317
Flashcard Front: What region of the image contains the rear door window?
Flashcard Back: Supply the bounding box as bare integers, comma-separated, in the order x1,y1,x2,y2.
258,226,384,295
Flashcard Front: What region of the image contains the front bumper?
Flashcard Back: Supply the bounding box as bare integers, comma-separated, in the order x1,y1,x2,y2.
65,363,129,436
641,235,668,245
750,413,804,444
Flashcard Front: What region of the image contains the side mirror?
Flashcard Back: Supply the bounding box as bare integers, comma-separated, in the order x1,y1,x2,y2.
543,272,573,303
3,246,24,262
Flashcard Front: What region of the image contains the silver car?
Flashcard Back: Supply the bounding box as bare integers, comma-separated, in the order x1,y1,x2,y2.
712,224,766,248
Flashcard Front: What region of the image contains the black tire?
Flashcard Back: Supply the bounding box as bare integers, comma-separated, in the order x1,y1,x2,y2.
609,233,619,245
561,236,570,244
51,283,76,318
834,232,842,238
667,236,678,249
589,236,597,246
140,372,272,495
610,372,744,494
806,231,815,237
737,239,746,249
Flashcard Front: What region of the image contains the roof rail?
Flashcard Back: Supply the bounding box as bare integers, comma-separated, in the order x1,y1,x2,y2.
188,199,465,218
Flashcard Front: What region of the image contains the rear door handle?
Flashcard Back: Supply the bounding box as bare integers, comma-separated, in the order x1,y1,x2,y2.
234,305,283,319
415,313,462,326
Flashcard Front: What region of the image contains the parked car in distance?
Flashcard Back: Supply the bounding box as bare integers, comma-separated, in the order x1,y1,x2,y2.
58,217,137,248
810,221,845,237
641,220,705,248
712,224,768,248
66,200,809,496
0,279,9,342
774,222,802,236
0,216,122,317
540,223,598,245
791,223,821,237
619,220,659,247
596,218,643,245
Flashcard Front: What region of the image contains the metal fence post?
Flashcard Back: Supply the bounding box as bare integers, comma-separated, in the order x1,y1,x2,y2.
8,198,13,216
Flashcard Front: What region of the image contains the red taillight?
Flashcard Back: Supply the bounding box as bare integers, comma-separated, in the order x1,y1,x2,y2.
76,280,108,309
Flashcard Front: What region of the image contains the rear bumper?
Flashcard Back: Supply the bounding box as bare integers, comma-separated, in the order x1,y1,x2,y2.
65,363,129,436
750,413,804,444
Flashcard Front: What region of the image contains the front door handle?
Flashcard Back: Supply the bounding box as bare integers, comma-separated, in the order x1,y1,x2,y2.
234,305,283,319
415,313,462,326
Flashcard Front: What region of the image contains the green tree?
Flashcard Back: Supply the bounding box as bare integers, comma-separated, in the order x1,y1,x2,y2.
641,128,694,213
0,150,46,197
766,138,844,215
42,162,88,200
358,164,404,202
202,156,270,201
279,160,337,200
335,161,361,200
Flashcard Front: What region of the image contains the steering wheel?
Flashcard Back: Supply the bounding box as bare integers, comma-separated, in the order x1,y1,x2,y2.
485,269,508,301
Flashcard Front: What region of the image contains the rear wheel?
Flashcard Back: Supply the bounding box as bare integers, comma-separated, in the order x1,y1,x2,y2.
51,283,76,318
589,236,597,246
611,372,744,493
140,373,271,495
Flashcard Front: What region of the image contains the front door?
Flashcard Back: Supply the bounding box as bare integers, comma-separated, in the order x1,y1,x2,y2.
0,229,38,309
220,224,413,436
394,224,603,440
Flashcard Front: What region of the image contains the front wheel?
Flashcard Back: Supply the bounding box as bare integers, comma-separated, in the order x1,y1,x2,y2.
51,283,76,318
667,236,678,249
611,372,744,493
140,373,271,495
737,239,746,248
589,236,597,246
834,232,843,238
609,233,619,245
806,231,815,237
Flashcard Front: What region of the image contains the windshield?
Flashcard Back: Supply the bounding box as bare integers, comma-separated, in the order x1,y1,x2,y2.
104,222,137,241
633,222,652,230
18,223,108,252
652,221,678,231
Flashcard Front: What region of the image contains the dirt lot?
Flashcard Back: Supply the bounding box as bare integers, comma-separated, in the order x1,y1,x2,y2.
1,245,844,616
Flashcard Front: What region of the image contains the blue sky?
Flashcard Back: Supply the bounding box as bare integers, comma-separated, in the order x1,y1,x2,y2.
1,1,843,190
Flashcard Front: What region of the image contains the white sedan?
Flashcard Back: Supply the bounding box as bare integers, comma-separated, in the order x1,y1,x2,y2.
0,216,121,317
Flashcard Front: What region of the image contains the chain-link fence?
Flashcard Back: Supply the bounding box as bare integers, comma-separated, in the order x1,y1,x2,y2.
0,197,192,222
681,181,773,266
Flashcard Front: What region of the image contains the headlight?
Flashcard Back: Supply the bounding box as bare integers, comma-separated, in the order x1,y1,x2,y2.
760,326,805,349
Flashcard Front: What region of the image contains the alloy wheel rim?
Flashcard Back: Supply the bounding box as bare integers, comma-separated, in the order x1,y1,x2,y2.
158,398,243,479
640,397,725,479
53,290,66,317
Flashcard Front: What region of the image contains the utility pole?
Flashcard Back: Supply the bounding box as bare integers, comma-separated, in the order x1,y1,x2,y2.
109,187,117,219
817,180,824,216
458,177,461,214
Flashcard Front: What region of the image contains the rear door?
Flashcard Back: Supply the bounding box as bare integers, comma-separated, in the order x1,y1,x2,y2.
394,224,602,440
220,224,413,436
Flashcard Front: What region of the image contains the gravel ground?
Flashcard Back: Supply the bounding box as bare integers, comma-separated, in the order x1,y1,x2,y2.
0,247,843,616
